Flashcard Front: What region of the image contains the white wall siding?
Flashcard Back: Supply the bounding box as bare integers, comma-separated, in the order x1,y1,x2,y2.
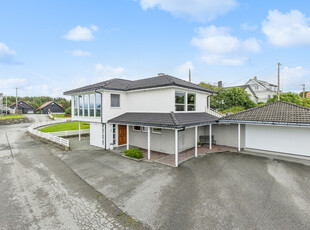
127,88,174,112
245,125,310,156
102,91,127,122
90,122,103,148
212,124,245,148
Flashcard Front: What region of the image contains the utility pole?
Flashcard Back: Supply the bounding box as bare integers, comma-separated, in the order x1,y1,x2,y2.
277,62,281,101
16,87,18,111
302,84,306,98
189,69,191,82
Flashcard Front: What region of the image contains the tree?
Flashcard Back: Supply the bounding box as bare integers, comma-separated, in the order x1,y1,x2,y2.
198,82,221,92
267,92,303,106
210,87,256,111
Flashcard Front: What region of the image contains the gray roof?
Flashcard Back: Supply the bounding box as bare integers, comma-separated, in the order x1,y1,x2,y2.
220,101,310,126
108,112,218,128
64,75,217,95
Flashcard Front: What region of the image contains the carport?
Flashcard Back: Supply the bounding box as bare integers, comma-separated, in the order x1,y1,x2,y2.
219,101,310,157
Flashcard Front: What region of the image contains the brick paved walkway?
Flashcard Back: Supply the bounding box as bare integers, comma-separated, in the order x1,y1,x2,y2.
141,145,237,167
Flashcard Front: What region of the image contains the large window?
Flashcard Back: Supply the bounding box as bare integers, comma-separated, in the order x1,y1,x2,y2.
133,126,141,131
187,93,196,111
89,94,95,116
95,93,101,117
111,94,120,107
84,94,89,117
79,95,83,116
175,91,185,111
152,128,162,134
74,96,78,116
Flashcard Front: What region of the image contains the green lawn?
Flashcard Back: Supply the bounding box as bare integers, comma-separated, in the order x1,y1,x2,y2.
0,115,23,119
39,121,89,132
52,114,71,118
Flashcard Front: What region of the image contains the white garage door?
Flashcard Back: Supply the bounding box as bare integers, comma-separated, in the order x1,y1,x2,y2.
245,124,310,156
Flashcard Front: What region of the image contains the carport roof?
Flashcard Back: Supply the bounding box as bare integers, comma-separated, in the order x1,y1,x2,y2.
220,101,310,126
108,112,218,128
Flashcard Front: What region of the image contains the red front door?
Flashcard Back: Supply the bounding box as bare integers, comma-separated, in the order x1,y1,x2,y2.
118,125,127,145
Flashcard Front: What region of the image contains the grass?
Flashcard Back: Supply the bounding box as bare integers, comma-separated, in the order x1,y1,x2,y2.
0,115,23,119
52,114,71,118
39,121,89,133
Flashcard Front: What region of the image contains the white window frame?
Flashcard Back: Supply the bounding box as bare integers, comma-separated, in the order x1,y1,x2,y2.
187,92,196,111
142,126,148,132
111,94,120,108
175,91,186,112
152,127,162,134
112,124,116,144
133,126,141,132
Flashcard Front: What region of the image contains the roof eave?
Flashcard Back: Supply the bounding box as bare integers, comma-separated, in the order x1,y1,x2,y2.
219,119,310,127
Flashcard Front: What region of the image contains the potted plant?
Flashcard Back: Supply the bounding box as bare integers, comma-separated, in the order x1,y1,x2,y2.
198,141,202,147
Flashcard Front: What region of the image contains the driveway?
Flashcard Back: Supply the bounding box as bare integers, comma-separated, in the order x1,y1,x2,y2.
0,117,148,230
62,137,310,230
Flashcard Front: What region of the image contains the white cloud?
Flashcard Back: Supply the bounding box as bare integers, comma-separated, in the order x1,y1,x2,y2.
94,64,125,77
71,50,91,57
191,25,260,65
262,10,310,47
174,61,193,77
137,0,237,21
0,78,28,89
241,23,258,31
0,43,18,64
64,25,98,41
265,66,310,92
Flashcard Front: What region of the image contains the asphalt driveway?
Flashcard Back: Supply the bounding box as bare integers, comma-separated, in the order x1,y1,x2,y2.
61,137,310,230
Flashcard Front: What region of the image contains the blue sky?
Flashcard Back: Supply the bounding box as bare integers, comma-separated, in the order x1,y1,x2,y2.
1,0,310,97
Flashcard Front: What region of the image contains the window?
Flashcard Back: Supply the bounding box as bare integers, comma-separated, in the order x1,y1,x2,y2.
152,128,162,134
142,126,148,132
175,91,185,111
187,93,196,111
84,94,89,117
133,126,141,131
79,95,83,116
111,94,120,107
112,124,116,144
89,94,95,117
74,96,78,116
95,93,101,117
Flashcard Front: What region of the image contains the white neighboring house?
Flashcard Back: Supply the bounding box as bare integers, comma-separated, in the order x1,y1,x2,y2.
64,74,218,166
245,76,278,103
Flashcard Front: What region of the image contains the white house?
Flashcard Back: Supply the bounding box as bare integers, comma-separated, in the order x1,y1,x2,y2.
64,74,219,166
244,76,278,103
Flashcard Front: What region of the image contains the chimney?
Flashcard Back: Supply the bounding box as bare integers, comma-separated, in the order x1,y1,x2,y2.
189,69,191,82
158,73,165,77
218,81,223,88
254,76,257,80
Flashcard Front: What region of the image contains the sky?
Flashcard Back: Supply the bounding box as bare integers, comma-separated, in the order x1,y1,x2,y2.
1,0,310,97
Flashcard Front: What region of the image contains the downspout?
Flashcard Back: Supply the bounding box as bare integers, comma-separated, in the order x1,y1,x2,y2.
95,89,106,149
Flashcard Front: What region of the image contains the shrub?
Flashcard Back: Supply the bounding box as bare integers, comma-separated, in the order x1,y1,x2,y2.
220,106,245,114
65,107,71,115
124,148,144,159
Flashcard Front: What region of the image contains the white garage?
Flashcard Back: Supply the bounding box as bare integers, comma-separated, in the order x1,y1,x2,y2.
220,101,310,157
245,124,310,156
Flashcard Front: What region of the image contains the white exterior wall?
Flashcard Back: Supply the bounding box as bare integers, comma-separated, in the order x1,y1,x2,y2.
90,122,103,148
211,124,245,148
102,91,127,122
245,125,310,156
127,88,174,112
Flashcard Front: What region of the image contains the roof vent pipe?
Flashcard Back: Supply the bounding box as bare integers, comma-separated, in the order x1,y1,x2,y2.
254,76,257,80
189,69,191,82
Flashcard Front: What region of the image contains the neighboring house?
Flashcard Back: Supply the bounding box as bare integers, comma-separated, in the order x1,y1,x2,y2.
219,101,310,157
37,101,65,114
9,100,36,114
244,76,278,103
64,74,218,166
224,85,258,103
